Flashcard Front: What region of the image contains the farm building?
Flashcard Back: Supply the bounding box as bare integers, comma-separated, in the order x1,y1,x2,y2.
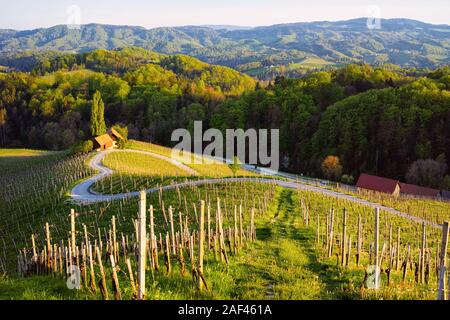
108,128,124,142
399,183,440,198
356,173,401,196
93,134,115,151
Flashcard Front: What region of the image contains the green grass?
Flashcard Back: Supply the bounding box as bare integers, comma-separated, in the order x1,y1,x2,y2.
1,184,438,300
0,148,66,173
91,151,194,194
92,141,260,194
127,140,259,178
0,143,443,300
288,57,334,71
333,185,450,225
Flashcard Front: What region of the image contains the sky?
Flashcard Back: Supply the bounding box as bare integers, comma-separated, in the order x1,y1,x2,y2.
0,0,449,30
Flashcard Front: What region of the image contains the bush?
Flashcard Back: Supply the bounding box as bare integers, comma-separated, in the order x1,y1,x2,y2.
321,156,343,181
341,174,355,185
117,139,127,150
72,140,93,154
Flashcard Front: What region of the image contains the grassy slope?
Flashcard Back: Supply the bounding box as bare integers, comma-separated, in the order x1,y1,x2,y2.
91,151,194,194
91,140,260,194
0,186,332,300
0,146,440,300
0,149,66,173
127,140,259,178
333,185,450,225
1,186,436,300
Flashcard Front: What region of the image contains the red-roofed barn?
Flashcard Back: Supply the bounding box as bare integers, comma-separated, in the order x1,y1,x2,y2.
356,173,400,196
399,183,440,198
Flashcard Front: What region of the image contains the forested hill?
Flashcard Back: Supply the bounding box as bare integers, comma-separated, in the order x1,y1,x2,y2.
0,47,449,189
0,18,449,79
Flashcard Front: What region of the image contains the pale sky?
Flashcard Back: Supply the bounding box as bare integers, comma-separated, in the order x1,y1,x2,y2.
0,0,449,30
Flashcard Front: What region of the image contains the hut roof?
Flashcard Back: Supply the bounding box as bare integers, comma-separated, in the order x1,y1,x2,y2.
94,134,114,146
400,183,440,198
108,128,124,141
356,173,400,194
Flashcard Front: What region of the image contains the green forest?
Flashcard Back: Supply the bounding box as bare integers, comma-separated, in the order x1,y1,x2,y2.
1,47,450,188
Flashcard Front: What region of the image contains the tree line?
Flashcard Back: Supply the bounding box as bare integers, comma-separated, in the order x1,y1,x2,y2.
0,48,449,188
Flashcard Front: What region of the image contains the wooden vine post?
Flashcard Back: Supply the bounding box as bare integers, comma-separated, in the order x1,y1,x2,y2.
197,200,206,290
169,206,176,255
250,208,255,242
137,190,147,300
149,205,157,270
110,254,122,300
234,205,238,254
70,209,76,258
31,234,37,263
112,215,118,262
96,246,108,300
396,227,401,272
217,198,224,262
88,244,97,294
328,209,334,258
356,214,362,266
207,204,211,250
374,208,380,290
341,209,347,267
437,221,449,300
421,222,426,284
126,258,137,299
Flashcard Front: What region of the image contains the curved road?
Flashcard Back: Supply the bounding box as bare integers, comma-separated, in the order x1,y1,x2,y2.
70,150,441,228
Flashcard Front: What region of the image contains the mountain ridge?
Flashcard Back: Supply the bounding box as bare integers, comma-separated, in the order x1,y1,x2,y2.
1,18,449,79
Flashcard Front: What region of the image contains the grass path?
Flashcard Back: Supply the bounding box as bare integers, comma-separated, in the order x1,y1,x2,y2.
227,187,348,300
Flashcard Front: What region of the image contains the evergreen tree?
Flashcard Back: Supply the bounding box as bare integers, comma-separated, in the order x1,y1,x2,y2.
90,91,106,137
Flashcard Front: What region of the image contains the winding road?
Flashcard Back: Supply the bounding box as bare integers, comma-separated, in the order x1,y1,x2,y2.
70,149,441,228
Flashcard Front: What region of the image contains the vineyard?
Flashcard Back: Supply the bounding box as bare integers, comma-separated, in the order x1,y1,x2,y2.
1,144,450,300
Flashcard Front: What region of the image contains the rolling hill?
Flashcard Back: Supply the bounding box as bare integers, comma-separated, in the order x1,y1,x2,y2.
0,18,449,79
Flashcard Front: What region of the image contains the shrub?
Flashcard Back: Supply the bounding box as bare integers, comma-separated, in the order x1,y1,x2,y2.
321,156,343,181
73,140,93,154
341,174,355,185
117,139,127,150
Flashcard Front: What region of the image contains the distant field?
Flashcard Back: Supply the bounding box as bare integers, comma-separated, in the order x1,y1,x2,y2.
288,57,335,70
0,149,66,173
36,69,96,87
0,149,53,157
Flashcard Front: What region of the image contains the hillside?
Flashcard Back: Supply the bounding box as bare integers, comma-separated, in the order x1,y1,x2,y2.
0,46,449,189
0,18,449,79
1,145,448,300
